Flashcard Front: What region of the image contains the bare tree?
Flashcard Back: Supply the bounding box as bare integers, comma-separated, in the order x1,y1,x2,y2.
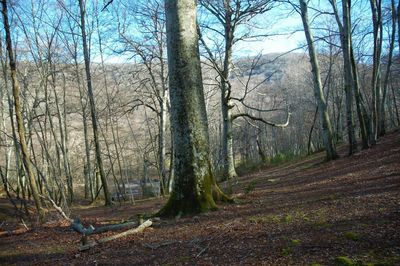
370,0,383,144
116,0,170,194
78,0,111,205
378,0,396,136
298,0,338,160
198,0,290,181
1,0,45,221
330,0,363,153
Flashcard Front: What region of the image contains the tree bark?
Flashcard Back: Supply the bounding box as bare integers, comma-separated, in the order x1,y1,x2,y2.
299,0,338,160
158,0,230,217
370,0,383,144
331,0,358,154
1,0,45,221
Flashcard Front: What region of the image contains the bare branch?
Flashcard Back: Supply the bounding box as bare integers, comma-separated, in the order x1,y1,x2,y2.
232,109,291,127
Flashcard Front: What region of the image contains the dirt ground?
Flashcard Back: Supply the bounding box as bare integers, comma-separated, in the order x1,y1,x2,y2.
0,130,399,265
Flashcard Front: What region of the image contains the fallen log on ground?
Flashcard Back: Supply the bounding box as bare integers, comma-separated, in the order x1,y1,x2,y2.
43,194,152,249
72,219,138,235
79,219,152,251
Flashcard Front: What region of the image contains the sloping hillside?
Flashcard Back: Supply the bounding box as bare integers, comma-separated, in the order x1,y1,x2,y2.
0,129,399,265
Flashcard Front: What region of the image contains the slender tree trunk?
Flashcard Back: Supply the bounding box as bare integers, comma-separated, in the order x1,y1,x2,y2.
158,88,168,194
78,0,111,205
221,94,237,181
379,0,396,136
350,46,370,149
0,36,29,216
220,16,237,181
158,40,169,196
307,106,318,155
341,0,358,154
74,61,93,200
300,0,338,160
2,0,45,221
370,0,383,144
96,19,126,200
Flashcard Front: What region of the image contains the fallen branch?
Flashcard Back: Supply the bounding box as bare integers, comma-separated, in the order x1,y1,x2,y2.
40,195,73,223
72,219,138,235
41,194,140,237
79,220,152,251
20,218,29,230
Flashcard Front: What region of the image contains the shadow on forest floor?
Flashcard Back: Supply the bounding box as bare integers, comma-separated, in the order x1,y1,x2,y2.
1,129,399,265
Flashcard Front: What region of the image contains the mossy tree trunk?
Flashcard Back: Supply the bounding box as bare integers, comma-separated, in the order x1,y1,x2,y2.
158,0,229,217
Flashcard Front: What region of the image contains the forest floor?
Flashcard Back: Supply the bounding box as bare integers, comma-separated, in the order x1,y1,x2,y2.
0,129,399,265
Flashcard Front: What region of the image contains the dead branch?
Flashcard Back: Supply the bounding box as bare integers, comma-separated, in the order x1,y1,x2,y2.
72,219,138,235
79,220,152,251
40,195,73,223
231,110,291,127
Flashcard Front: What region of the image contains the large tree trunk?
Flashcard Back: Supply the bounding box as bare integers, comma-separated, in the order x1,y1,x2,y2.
158,0,229,217
300,0,338,161
78,0,111,205
2,0,45,221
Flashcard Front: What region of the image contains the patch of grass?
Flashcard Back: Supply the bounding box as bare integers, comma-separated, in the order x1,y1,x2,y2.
290,239,301,246
309,209,332,228
236,152,306,176
335,256,357,266
310,263,322,266
344,231,359,241
283,214,293,223
281,238,301,257
313,220,332,228
281,247,292,256
295,210,310,221
378,207,386,213
248,214,281,224
244,180,257,194
236,159,265,176
270,153,287,165
249,211,314,225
